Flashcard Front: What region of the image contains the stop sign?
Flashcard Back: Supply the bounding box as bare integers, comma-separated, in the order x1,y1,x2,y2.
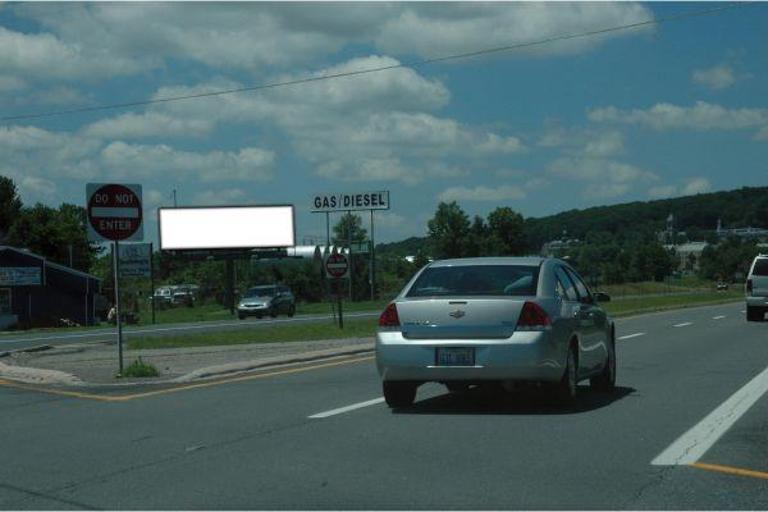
86,183,143,242
325,252,349,279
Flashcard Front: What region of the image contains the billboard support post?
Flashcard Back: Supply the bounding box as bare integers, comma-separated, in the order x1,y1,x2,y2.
150,242,156,325
226,258,235,316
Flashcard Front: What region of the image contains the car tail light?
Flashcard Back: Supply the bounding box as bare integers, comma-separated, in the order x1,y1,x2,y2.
747,279,753,295
516,301,552,331
379,303,400,328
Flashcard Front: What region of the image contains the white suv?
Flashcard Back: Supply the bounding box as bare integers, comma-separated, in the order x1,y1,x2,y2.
746,255,768,322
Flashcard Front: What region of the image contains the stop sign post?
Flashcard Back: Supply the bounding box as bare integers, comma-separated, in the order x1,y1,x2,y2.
86,183,144,376
325,252,349,328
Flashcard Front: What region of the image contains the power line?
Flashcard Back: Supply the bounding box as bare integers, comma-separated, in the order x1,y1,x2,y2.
0,2,751,123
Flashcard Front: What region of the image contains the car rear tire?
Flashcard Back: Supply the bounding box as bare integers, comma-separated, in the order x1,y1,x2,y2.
288,305,296,317
591,335,616,392
238,314,245,320
555,345,577,404
747,306,764,322
383,381,417,408
269,307,277,318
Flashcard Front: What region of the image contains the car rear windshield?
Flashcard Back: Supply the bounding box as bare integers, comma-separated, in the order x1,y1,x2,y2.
753,258,768,276
406,265,539,297
246,286,276,297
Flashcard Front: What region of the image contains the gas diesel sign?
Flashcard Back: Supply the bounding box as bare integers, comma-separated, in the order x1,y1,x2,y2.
311,191,390,212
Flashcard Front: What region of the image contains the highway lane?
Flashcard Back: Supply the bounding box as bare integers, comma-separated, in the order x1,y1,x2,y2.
0,311,379,352
1,301,767,509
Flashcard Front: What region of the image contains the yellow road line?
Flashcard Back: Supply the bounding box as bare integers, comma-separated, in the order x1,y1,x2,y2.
0,355,375,402
689,462,768,481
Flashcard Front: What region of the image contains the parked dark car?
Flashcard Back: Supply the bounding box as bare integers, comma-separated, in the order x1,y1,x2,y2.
237,285,296,319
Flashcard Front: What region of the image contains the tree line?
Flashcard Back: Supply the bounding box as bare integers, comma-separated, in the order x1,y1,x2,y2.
1,174,763,306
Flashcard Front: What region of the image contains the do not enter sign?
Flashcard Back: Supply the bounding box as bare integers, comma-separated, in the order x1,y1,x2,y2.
325,252,350,279
86,183,143,242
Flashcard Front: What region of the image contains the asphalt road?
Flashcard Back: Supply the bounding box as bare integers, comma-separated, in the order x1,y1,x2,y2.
0,311,379,352
2,301,768,509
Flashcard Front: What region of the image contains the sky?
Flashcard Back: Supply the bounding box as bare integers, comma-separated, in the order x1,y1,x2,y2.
1,1,767,246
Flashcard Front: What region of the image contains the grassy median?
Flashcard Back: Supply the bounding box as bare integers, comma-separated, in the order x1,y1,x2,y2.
127,317,379,350
126,290,744,350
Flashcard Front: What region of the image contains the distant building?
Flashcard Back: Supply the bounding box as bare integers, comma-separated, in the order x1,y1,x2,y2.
541,238,581,257
663,242,709,271
657,213,688,244
715,219,768,240
0,246,102,330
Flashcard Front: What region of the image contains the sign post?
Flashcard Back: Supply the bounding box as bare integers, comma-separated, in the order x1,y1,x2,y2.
311,190,390,303
87,183,143,376
325,251,350,328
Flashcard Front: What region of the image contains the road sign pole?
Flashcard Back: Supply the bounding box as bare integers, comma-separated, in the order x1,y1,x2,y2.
337,282,343,329
113,240,124,375
370,209,375,301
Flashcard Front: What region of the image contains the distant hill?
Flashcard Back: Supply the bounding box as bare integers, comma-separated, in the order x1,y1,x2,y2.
375,186,768,255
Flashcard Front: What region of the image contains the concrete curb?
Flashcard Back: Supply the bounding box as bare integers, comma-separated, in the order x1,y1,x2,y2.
0,360,83,386
0,342,375,388
172,344,375,383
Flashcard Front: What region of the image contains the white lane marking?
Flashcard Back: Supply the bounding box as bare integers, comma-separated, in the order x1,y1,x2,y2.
713,315,726,320
618,332,646,340
741,310,746,314
652,364,768,466
309,397,385,419
673,322,693,328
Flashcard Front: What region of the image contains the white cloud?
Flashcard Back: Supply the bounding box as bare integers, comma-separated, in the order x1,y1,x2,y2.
588,101,768,135
682,177,712,195
548,157,657,199
9,2,653,85
584,183,631,200
17,176,56,201
692,65,737,90
0,75,25,92
524,177,549,190
438,185,526,202
100,142,275,182
0,25,143,81
375,2,653,58
194,188,247,205
647,177,712,199
83,112,215,139
122,57,521,184
648,185,677,199
582,131,624,158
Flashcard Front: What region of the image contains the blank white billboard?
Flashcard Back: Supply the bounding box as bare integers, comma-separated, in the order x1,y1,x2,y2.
158,205,295,250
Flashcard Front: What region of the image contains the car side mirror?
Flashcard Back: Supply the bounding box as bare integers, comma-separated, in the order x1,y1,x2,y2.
594,292,611,303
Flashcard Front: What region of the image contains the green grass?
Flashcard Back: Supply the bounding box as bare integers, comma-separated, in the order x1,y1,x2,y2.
128,317,379,350
603,290,742,317
129,291,745,350
121,357,159,378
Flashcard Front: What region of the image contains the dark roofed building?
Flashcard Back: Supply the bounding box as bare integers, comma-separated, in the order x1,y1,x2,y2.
0,246,102,329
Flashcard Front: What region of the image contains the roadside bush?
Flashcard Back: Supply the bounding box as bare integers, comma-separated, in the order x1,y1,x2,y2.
122,357,159,378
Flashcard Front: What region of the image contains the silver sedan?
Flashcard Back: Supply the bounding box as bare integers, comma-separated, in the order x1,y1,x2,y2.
375,257,616,407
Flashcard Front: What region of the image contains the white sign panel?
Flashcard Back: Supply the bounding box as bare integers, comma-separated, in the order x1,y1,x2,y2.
311,191,390,212
158,205,295,251
0,267,42,286
119,243,151,278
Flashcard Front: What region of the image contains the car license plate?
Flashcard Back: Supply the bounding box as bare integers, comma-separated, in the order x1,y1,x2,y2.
436,347,475,366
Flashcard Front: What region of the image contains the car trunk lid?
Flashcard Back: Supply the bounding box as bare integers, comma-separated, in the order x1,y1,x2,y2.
397,298,527,339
